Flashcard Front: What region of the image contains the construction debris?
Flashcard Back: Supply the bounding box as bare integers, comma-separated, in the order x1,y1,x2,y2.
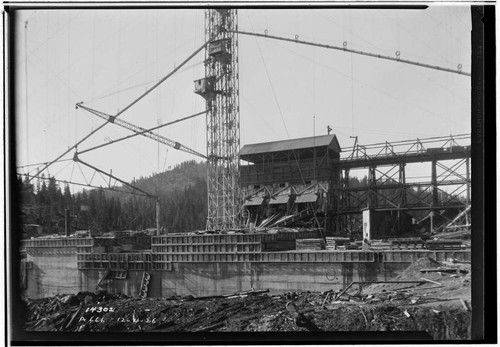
420,267,469,275
431,229,471,240
23,257,471,338
325,237,350,250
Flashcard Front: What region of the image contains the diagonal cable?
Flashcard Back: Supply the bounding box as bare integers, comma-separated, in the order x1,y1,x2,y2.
30,40,209,182
77,109,208,156
77,104,207,159
247,16,290,138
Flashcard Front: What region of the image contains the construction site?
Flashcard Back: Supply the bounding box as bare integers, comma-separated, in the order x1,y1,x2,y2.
12,6,478,340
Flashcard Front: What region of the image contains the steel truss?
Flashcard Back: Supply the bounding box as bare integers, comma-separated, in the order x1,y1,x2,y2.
330,135,471,235
205,9,241,230
76,104,207,159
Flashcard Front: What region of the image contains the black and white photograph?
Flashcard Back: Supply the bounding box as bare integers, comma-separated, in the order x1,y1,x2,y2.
5,2,492,344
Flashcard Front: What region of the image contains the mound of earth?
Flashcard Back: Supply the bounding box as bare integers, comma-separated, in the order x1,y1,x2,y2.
397,256,443,280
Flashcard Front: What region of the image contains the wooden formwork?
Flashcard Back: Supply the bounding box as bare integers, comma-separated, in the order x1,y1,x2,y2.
21,238,94,248
77,252,153,271
150,231,322,253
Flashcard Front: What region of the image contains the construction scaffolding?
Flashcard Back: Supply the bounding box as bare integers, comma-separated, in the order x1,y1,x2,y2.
201,9,241,230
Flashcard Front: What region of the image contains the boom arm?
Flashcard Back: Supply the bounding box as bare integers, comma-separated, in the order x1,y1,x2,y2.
77,103,207,159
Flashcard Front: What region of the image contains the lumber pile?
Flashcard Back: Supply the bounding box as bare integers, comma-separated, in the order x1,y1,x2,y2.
335,242,361,250
419,267,469,275
432,229,471,239
112,231,132,238
389,237,425,249
425,239,463,250
325,237,350,250
368,241,392,250
296,238,325,251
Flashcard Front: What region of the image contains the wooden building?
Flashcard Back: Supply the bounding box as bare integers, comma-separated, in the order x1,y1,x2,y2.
239,135,341,231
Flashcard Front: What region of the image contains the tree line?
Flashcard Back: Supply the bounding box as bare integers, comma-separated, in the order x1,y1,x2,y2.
18,160,208,237
17,159,466,237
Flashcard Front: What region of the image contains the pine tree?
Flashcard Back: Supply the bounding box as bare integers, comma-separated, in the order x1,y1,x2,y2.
63,184,72,208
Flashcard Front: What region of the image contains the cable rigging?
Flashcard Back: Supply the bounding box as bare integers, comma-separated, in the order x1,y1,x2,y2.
25,20,29,168
22,173,152,198
83,30,204,106
17,158,73,170
82,61,204,105
76,104,208,159
73,153,162,234
268,37,466,125
72,153,157,199
232,29,471,76
78,110,207,155
30,39,210,182
248,16,289,139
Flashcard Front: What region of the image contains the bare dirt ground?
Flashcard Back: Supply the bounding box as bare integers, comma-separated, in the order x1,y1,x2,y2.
23,257,471,339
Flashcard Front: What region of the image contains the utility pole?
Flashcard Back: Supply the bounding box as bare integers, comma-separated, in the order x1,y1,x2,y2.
156,198,161,236
350,136,358,158
313,115,316,181
25,21,29,166
65,209,71,236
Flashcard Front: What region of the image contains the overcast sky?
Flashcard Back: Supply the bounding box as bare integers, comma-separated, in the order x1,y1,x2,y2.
13,6,472,193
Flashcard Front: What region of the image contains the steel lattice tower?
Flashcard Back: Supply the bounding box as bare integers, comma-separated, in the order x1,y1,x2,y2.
203,9,241,230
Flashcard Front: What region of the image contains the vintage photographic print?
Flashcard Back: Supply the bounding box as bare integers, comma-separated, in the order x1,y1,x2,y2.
6,2,490,344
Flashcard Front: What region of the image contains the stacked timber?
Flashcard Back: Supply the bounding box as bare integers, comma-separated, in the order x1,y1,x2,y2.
425,239,463,250
296,229,323,239
336,243,361,250
325,237,351,250
296,238,325,251
389,237,424,249
116,231,134,238
432,229,471,239
368,241,392,250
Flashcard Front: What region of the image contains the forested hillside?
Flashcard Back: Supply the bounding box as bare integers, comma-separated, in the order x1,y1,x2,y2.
17,159,463,237
18,160,207,236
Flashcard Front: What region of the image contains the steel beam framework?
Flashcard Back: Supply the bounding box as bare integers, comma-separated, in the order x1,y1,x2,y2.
330,135,471,235
205,9,241,230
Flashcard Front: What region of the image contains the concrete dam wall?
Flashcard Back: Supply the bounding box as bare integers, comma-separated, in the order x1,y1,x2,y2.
23,245,471,299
